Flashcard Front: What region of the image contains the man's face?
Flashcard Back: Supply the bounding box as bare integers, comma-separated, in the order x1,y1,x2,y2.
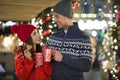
53,12,68,29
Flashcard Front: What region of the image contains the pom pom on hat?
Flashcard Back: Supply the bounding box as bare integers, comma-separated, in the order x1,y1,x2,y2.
11,25,19,33
53,0,73,19
11,24,36,43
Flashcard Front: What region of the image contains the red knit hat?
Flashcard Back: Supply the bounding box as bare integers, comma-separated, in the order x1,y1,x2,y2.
117,11,120,19
11,24,36,43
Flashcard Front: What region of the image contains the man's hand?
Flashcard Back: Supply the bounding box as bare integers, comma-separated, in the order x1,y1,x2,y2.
52,50,63,62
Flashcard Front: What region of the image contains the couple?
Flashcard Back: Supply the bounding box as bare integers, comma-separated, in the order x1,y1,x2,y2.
11,0,92,80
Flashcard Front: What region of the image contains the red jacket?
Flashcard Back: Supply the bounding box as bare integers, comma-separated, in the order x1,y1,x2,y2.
14,51,52,80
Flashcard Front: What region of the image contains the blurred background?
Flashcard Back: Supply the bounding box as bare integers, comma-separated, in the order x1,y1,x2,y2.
0,0,120,80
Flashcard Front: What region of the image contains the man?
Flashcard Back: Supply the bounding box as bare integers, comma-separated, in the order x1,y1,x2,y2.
45,0,92,80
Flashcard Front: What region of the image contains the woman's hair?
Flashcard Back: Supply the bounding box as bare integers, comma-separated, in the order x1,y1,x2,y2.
117,20,120,26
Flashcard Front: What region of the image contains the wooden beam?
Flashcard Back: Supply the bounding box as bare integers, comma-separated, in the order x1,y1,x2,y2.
0,0,61,21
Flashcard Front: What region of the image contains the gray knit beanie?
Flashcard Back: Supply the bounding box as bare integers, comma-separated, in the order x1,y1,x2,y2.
53,0,73,19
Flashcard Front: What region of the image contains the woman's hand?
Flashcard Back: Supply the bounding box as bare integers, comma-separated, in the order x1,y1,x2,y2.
24,50,32,60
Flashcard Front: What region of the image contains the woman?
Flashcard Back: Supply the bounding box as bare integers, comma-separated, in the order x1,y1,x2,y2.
11,24,52,80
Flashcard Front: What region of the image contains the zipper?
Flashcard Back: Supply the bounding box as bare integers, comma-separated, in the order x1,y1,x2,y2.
61,31,67,48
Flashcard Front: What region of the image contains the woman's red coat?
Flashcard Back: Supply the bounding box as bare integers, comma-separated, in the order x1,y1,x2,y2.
14,51,52,80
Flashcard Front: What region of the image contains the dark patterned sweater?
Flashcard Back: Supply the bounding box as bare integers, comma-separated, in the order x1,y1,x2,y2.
46,22,92,80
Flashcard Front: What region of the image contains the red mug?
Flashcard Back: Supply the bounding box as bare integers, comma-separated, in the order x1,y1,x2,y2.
34,52,43,66
43,48,52,62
